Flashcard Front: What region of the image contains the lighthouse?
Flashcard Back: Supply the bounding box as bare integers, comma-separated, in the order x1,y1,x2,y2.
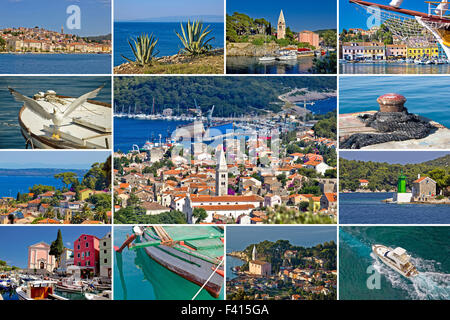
393,169,412,203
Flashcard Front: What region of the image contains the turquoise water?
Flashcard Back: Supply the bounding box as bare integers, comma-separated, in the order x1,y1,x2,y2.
339,192,450,224
114,22,224,66
0,76,111,149
113,226,224,300
0,54,111,74
340,62,450,74
340,76,450,127
339,226,450,300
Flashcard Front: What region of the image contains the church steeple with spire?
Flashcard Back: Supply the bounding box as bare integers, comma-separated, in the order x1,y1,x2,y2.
215,145,228,196
277,9,286,39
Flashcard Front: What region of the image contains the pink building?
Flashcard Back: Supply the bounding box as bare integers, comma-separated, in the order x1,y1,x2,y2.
297,31,319,48
28,242,56,272
73,234,100,277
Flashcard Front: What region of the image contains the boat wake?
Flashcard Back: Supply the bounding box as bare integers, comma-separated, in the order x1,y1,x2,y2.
372,253,450,300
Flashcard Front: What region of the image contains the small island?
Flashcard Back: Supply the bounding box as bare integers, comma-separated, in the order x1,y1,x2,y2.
227,239,337,300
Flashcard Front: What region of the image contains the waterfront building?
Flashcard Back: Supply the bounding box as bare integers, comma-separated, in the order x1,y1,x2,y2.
407,47,439,59
386,44,407,59
277,10,286,39
27,242,56,272
99,232,112,278
249,260,272,276
412,175,437,200
74,234,100,277
341,42,385,60
359,179,369,187
298,31,319,48
59,248,74,273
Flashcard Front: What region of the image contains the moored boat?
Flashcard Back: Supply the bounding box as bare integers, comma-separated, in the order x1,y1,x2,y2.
9,86,111,149
118,225,224,298
16,280,68,300
372,244,419,278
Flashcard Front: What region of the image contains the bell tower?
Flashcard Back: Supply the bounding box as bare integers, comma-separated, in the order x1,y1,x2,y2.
277,10,286,39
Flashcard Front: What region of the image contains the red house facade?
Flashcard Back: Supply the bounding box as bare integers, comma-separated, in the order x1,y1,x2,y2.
73,234,100,277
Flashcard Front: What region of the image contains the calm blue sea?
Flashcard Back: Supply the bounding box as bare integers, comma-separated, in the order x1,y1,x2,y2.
340,61,450,74
0,54,111,74
113,226,223,300
226,56,314,74
339,226,450,300
339,192,450,224
0,175,64,197
114,22,224,66
0,77,111,149
298,97,337,115
340,76,450,127
114,117,234,152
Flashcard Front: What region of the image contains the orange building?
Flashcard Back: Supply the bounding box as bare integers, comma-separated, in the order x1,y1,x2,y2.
298,31,319,48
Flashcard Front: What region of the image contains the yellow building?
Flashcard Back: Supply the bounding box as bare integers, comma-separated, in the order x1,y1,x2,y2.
407,47,439,59
79,188,95,201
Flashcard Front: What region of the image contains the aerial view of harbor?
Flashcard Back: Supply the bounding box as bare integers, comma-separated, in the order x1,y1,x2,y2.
339,76,450,149
339,151,450,224
0,226,112,300
0,76,112,149
339,0,450,74
339,226,450,300
113,225,224,300
0,151,111,224
226,1,337,74
113,76,337,224
0,0,111,74
226,226,337,300
114,0,224,74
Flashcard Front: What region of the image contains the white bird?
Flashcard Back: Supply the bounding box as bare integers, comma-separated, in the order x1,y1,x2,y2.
8,85,104,139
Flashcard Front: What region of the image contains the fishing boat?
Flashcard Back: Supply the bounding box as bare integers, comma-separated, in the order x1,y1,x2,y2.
16,280,68,300
8,85,111,149
85,290,112,300
372,244,419,278
55,277,88,293
116,225,224,298
277,51,297,60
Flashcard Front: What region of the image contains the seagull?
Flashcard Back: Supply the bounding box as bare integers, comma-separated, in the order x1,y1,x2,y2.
8,85,104,140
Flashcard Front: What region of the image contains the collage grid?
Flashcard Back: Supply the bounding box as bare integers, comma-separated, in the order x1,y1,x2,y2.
0,0,448,303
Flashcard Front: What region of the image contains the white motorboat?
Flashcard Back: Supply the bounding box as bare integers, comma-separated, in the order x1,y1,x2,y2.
258,56,276,62
85,290,112,300
9,86,111,149
372,244,419,278
277,51,297,60
16,280,68,300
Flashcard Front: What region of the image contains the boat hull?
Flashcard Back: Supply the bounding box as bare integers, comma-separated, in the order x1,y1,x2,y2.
140,233,223,298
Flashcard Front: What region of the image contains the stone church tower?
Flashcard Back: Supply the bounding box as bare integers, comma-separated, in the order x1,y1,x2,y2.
277,10,286,39
215,145,228,196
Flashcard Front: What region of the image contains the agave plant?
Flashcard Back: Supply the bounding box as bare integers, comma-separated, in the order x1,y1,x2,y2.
175,20,214,56
121,33,159,66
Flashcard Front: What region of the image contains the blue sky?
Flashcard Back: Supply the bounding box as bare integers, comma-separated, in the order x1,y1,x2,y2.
0,0,111,36
227,226,337,251
115,0,224,22
0,151,110,169
340,0,431,31
340,151,450,164
227,0,337,31
0,226,110,268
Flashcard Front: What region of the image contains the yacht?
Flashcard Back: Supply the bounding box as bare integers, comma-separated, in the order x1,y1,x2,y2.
258,56,276,62
372,244,419,278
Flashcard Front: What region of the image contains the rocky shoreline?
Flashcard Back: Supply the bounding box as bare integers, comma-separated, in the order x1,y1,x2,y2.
226,42,280,57
279,88,337,104
227,251,248,261
114,48,224,74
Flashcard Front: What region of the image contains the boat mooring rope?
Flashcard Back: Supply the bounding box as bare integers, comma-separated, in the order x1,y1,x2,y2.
191,258,224,300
